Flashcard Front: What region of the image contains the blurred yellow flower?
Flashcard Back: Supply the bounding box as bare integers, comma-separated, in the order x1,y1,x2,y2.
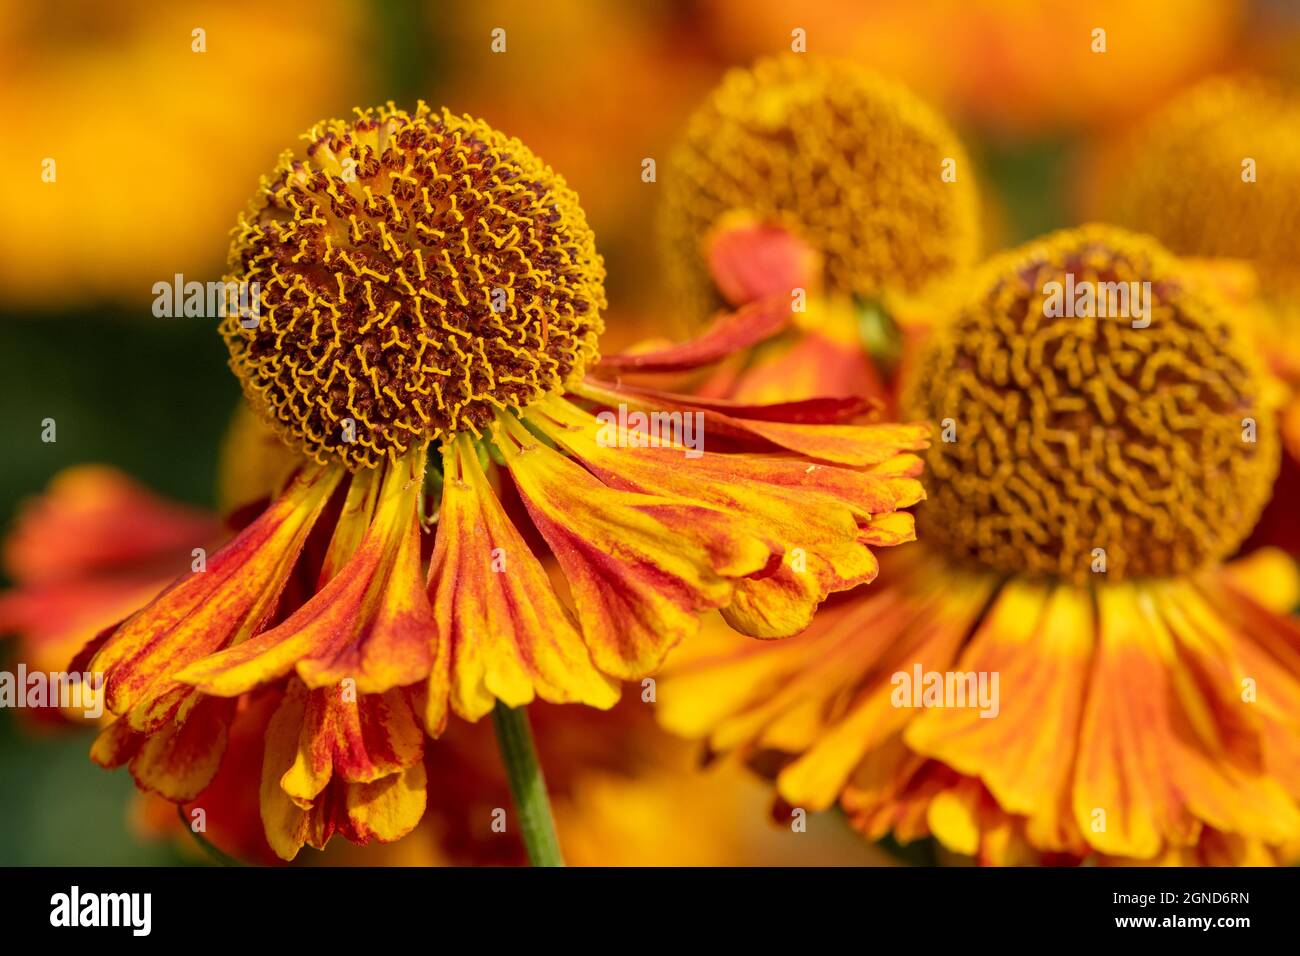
0,0,366,307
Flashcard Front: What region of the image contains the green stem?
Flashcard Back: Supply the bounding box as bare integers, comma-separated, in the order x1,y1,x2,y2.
176,804,244,867
491,701,564,867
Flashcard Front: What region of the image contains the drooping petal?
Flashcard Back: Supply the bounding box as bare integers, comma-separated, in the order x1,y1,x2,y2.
178,448,435,697
426,436,618,728
280,683,425,807
575,379,929,466
90,694,237,802
495,413,778,679
91,462,343,731
528,395,924,637
259,679,427,861
905,581,1092,853
705,217,822,308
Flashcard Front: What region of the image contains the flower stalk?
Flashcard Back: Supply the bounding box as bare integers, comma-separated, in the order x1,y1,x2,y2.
491,701,565,867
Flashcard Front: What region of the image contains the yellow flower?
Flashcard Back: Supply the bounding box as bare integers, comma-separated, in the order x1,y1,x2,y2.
82,104,929,859
659,55,979,330
0,0,364,307
660,225,1300,865
1087,75,1300,469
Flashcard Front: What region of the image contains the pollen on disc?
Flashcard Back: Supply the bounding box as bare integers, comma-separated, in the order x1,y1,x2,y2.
220,104,606,470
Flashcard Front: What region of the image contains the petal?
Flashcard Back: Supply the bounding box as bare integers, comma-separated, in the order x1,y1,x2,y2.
597,295,793,372
91,462,342,731
127,695,236,801
427,436,618,725
280,684,425,807
530,396,922,637
260,683,313,860
342,763,428,845
496,414,777,679
773,569,991,809
575,378,929,466
1072,584,1197,858
178,449,435,696
705,217,821,307
905,581,1092,853
2,465,217,584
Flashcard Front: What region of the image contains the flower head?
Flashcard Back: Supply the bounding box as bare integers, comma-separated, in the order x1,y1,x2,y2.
903,225,1278,582
660,55,979,323
223,103,605,470
660,226,1300,865
1090,77,1300,294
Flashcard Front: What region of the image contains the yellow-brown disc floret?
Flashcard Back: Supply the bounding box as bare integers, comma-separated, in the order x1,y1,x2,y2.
660,55,979,321
221,103,606,470
903,225,1279,583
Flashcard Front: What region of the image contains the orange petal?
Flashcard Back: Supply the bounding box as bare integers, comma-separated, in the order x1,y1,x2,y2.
2,465,217,585
127,695,236,801
705,217,822,307
598,295,792,372
530,396,922,637
280,683,425,807
259,680,427,860
427,436,618,725
496,413,776,679
91,462,342,731
905,581,1091,853
178,449,435,696
575,379,929,466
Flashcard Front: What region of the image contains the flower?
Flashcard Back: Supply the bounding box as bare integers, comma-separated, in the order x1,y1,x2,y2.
660,55,979,328
82,104,929,858
1088,77,1300,294
0,466,219,703
622,57,976,415
658,225,1300,865
1085,75,1300,547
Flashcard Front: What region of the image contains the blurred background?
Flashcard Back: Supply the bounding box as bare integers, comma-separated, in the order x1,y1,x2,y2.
2,0,1298,865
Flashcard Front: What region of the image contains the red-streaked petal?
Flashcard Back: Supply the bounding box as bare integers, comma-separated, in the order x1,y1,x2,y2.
530,396,923,636
280,684,425,808
598,295,792,372
705,218,821,307
91,462,343,731
496,415,778,679
427,437,619,726
575,379,927,466
178,449,435,697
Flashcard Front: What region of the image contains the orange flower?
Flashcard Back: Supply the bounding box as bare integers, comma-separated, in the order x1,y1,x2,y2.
636,56,977,413
659,226,1300,865
81,103,926,859
0,466,219,700
1086,75,1300,556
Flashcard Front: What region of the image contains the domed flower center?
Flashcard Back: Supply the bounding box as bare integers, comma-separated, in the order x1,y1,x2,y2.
661,55,978,323
221,104,605,469
903,226,1279,583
